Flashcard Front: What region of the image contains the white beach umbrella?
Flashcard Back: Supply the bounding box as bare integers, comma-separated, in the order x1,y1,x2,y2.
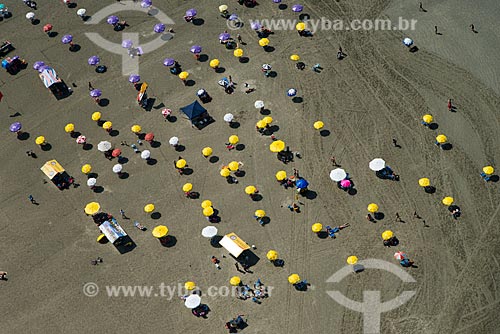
112,164,123,173
87,178,97,187
329,168,347,181
223,113,234,122
369,158,386,171
184,294,201,309
201,226,218,238
26,12,35,20
403,38,413,46
77,8,87,17
141,150,151,160
97,141,112,152
169,136,179,146
254,100,264,109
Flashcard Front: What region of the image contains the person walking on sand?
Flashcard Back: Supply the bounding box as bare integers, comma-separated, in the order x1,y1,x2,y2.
419,2,423,11
395,212,403,223
434,26,438,34
28,195,37,204
0,271,7,280
330,156,339,167
211,256,221,270
469,24,475,32
235,263,245,273
447,99,452,111
88,82,94,91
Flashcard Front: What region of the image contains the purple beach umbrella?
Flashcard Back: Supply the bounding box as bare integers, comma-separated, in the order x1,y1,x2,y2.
154,23,165,33
128,74,140,83
163,58,175,67
219,32,231,41
61,35,73,44
88,56,100,66
122,39,133,48
228,14,238,21
250,21,262,30
141,0,152,8
186,9,197,17
33,61,45,71
90,89,102,98
9,122,22,133
107,15,119,25
190,45,202,54
292,4,304,12
273,0,282,3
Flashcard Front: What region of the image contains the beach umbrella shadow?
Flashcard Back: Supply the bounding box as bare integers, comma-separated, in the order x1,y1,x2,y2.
118,172,129,179
429,123,439,130
198,54,209,62
317,231,328,239
17,132,30,141
292,97,303,103
229,121,240,129
147,158,158,165
182,167,194,175
235,144,245,151
209,156,219,163
109,129,119,137
98,98,109,107
320,130,330,137
193,18,204,26
374,212,385,220
239,57,250,63
441,143,453,150
82,143,93,151
41,143,52,151
151,212,161,220
260,108,271,115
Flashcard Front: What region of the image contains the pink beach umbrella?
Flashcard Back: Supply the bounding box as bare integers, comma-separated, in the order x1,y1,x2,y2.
340,179,351,188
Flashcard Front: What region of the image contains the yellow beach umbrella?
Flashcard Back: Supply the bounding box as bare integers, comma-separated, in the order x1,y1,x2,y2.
228,135,239,145
131,125,142,133
233,48,244,58
102,121,112,130
288,274,300,285
296,22,306,31
176,159,187,169
422,114,433,123
184,281,196,290
84,202,100,215
179,71,189,80
209,59,220,68
382,230,394,241
275,170,287,181
97,234,107,244
313,121,324,130
442,197,454,206
230,276,241,286
367,203,379,213
256,120,267,129
418,178,430,187
436,135,447,144
220,168,231,177
202,147,213,157
266,250,278,261
144,204,155,213
81,164,92,174
262,116,273,124
258,38,269,47
64,123,75,133
91,112,101,121
182,183,193,192
201,200,212,209
254,209,266,218
347,256,358,265
290,54,300,61
35,136,46,145
203,206,214,217
269,140,285,153
311,223,323,233
218,4,228,12
245,185,257,195
152,225,168,238
228,161,240,171
483,166,494,175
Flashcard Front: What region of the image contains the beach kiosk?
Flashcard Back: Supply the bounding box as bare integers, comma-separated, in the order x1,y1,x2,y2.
219,233,259,266
99,217,129,247
40,159,74,190
219,233,250,258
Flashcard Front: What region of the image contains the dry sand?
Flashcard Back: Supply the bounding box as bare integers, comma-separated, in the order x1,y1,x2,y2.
1,0,499,333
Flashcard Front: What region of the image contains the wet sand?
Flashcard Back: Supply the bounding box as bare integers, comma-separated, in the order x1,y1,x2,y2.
0,1,499,333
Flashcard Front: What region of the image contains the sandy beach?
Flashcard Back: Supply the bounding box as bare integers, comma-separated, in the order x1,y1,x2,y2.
1,0,499,333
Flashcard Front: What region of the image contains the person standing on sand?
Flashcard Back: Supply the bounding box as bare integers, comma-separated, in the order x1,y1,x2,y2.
447,99,452,111
419,2,423,11
469,24,475,32
434,26,438,34
0,271,7,280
